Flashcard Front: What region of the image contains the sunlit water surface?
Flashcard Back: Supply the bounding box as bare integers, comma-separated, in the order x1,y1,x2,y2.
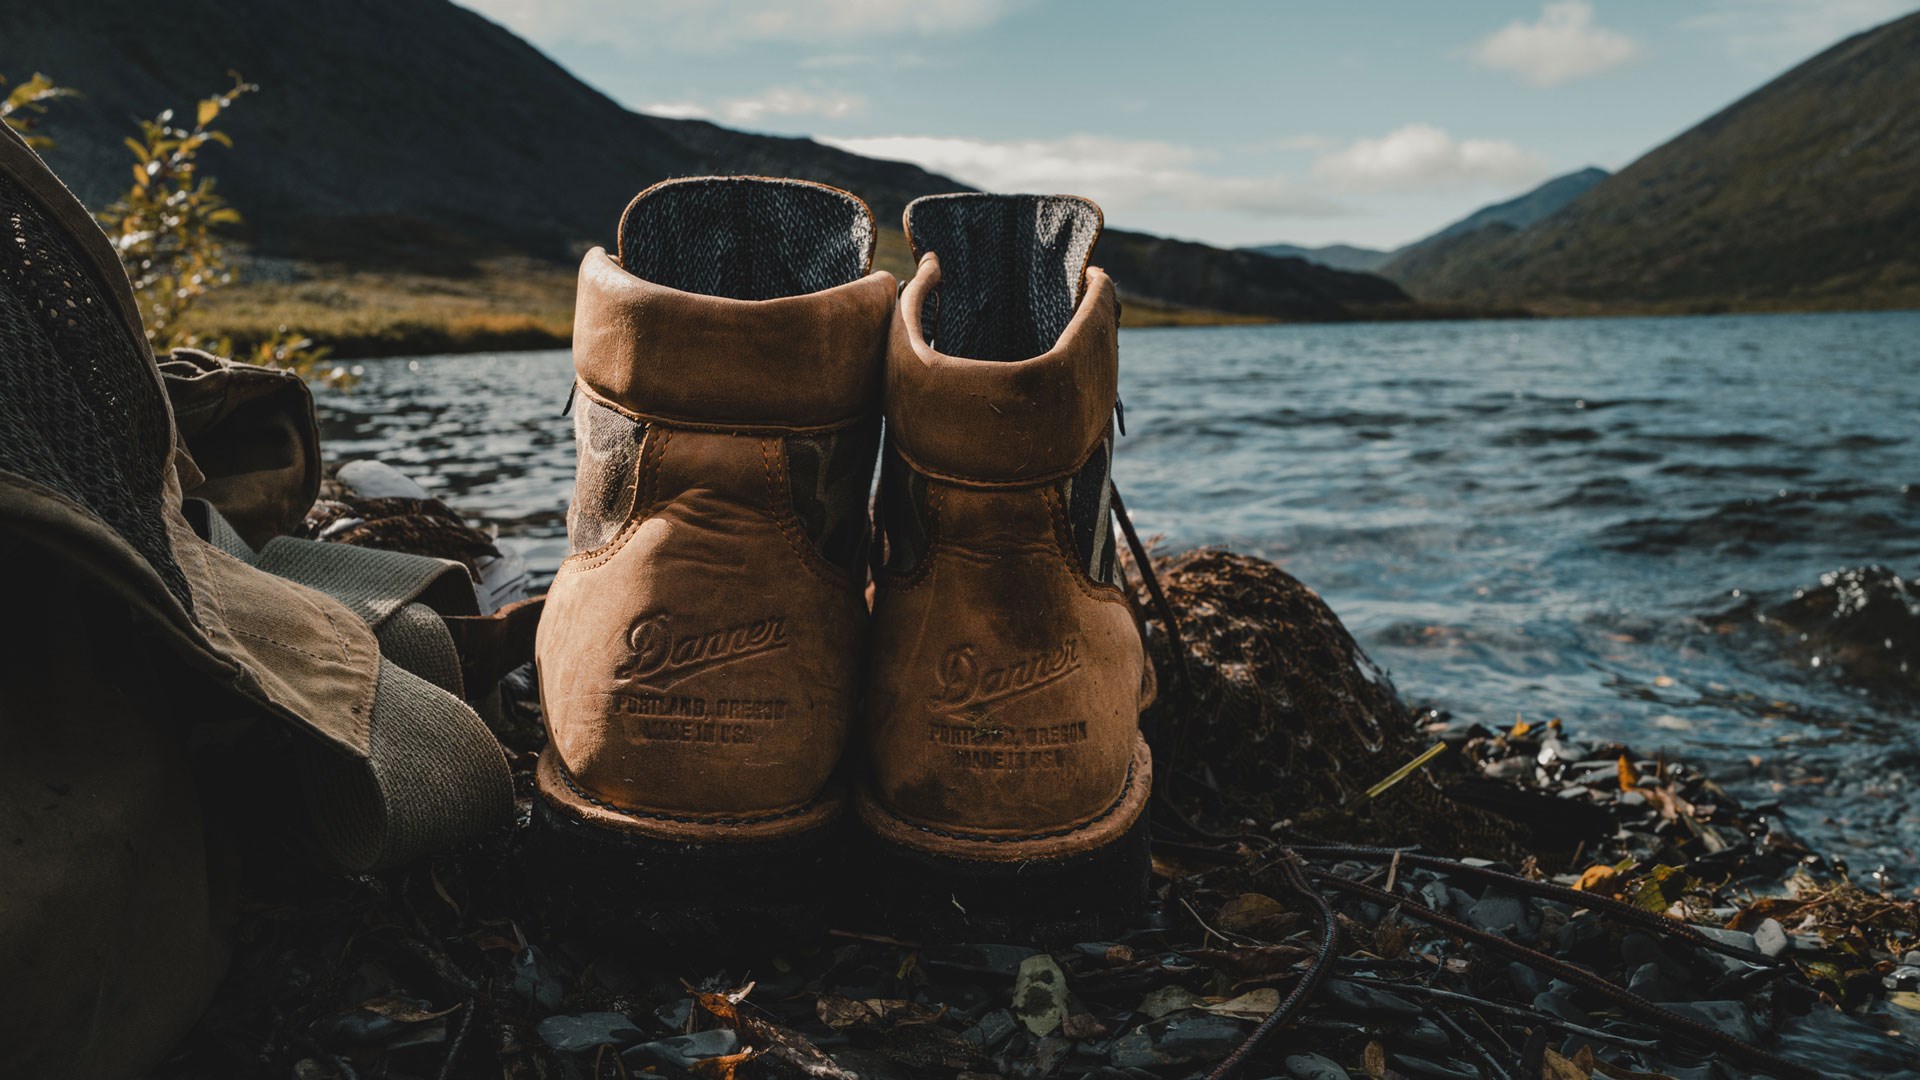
318,310,1920,881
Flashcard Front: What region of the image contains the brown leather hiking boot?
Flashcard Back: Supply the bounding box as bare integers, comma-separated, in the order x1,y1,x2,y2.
859,193,1155,941
533,177,893,938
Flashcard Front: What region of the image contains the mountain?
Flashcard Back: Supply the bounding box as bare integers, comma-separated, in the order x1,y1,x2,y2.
1384,13,1920,314
1244,242,1392,273
1408,167,1608,249
1251,168,1606,276
0,0,1419,327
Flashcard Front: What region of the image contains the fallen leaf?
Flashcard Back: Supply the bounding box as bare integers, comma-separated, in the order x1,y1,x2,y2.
1200,988,1279,1020
1187,944,1313,979
1363,1039,1388,1079
1542,1046,1592,1079
1889,991,1920,1012
816,995,946,1032
689,1049,758,1080
1137,985,1201,1019
1012,954,1068,1037
1617,755,1640,791
1574,864,1619,893
352,996,461,1023
1061,1013,1109,1039
1216,892,1291,937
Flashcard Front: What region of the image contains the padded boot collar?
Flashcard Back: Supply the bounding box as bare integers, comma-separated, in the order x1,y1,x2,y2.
887,252,1119,486
572,249,894,432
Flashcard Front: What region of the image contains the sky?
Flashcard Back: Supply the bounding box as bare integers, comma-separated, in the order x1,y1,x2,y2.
454,0,1918,250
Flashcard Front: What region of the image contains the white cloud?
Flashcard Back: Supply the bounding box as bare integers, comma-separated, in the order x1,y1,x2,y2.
646,88,868,124
1683,0,1917,65
459,0,1021,50
818,134,1346,219
1470,1,1643,87
1312,124,1553,192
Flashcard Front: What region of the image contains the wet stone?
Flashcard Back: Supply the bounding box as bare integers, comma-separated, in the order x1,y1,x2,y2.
1627,961,1680,1002
1108,1015,1246,1068
966,1010,1021,1050
1386,1017,1451,1052
1663,1000,1758,1043
928,944,1040,978
536,1012,644,1054
1466,892,1538,940
1388,1051,1481,1080
1751,918,1789,958
1506,961,1549,998
1884,966,1920,991
1284,1053,1353,1080
1319,979,1423,1020
1691,926,1759,954
654,998,692,1033
510,946,564,1010
622,1029,743,1075
1531,990,1590,1025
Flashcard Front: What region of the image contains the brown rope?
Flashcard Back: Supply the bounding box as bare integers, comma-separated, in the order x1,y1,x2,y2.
1205,847,1340,1080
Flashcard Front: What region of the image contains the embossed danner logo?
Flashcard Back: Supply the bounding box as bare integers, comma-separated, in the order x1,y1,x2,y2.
929,639,1081,717
618,612,789,688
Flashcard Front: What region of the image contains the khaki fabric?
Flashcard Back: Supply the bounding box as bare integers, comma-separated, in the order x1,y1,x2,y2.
161,347,321,549
0,124,514,1078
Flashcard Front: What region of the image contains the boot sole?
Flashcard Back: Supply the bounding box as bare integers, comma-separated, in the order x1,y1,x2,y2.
851,735,1153,944
530,750,844,948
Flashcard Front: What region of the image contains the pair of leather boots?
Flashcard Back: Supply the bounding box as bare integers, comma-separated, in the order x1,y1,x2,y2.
533,178,1154,942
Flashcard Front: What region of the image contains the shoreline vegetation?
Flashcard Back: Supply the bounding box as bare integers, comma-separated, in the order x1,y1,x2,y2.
189,251,1918,361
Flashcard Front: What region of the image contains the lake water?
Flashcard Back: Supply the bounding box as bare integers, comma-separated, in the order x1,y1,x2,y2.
317,310,1920,878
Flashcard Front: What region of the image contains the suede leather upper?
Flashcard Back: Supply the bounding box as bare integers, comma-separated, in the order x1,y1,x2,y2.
862,225,1152,862
538,199,890,841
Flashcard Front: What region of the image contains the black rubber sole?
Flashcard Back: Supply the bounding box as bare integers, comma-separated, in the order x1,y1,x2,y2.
853,807,1152,945
528,794,843,953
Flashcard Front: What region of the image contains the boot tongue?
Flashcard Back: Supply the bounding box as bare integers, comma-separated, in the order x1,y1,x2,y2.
617,177,874,301
904,193,1103,362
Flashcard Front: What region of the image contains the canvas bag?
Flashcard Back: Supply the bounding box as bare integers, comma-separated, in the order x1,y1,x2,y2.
0,124,516,1077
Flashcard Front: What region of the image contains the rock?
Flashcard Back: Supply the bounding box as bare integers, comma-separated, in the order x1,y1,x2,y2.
965,1010,1020,1050
1627,961,1679,1002
1506,961,1549,998
1466,892,1538,940
1691,926,1759,954
1387,1017,1451,1052
1285,1053,1353,1080
652,998,692,1034
927,944,1039,977
537,1013,645,1054
1108,1015,1246,1068
1752,918,1789,958
1013,955,1069,1037
622,1029,743,1074
1903,951,1920,968
1531,990,1590,1025
1664,1001,1758,1042
1388,1051,1482,1079
1031,1036,1072,1075
1319,979,1423,1020
1884,966,1920,991
510,946,564,1010
1154,1015,1248,1063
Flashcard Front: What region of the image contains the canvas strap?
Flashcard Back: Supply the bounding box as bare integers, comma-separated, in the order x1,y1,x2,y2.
198,504,513,870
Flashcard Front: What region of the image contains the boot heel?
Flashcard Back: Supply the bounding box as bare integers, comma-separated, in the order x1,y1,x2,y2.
855,808,1151,945
529,789,844,950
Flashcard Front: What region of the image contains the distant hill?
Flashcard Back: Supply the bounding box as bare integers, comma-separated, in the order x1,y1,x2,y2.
1244,242,1392,273
1251,167,1607,278
1384,12,1920,314
0,0,1421,326
1409,167,1608,249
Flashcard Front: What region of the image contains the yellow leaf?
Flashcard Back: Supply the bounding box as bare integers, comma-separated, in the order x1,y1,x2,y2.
1511,718,1533,738
1542,1047,1593,1079
197,98,219,127
1617,755,1640,790
1891,991,1920,1012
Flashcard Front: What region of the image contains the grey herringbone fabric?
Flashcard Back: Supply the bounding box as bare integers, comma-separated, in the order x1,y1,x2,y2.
618,177,874,300
566,398,644,556
904,193,1103,362
0,169,190,611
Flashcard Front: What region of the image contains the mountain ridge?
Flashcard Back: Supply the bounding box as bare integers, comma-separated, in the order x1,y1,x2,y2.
0,0,1424,326
1384,12,1920,314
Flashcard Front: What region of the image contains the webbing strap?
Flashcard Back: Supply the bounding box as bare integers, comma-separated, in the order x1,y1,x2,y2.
195,501,510,870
